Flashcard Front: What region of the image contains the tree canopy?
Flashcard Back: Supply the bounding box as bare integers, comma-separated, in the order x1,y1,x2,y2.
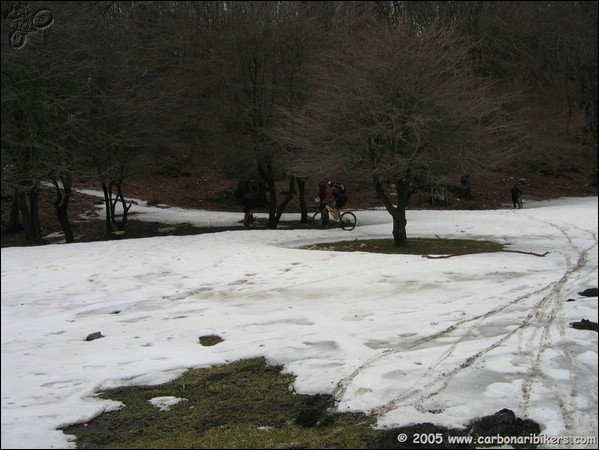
2,1,596,245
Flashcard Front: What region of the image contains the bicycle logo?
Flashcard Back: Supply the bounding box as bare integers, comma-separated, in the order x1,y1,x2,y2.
5,2,54,49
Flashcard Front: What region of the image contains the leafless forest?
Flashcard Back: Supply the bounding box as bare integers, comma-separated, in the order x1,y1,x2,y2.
2,1,597,246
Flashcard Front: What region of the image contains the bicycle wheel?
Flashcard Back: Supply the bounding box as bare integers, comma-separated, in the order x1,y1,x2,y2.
340,211,357,230
9,30,27,49
311,210,329,229
32,9,54,29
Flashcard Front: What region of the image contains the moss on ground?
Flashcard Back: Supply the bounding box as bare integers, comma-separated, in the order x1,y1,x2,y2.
62,358,380,449
303,237,504,255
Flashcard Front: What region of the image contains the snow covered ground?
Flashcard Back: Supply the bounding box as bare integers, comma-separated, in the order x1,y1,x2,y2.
2,196,597,449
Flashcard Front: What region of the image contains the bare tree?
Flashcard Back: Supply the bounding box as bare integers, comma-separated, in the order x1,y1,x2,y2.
278,17,524,246
195,1,326,228
1,1,87,244
404,1,598,184
2,2,181,242
549,1,598,185
73,2,183,238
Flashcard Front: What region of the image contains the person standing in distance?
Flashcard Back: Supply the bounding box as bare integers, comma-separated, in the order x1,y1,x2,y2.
511,182,523,209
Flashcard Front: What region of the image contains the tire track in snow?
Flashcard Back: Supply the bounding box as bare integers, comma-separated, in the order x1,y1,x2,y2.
333,222,596,436
518,223,596,438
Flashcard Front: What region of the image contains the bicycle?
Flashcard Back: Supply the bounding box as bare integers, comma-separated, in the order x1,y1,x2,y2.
6,4,54,50
310,198,357,231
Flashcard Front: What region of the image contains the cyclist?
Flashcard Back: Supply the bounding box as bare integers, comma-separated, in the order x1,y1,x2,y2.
322,180,348,221
510,182,523,209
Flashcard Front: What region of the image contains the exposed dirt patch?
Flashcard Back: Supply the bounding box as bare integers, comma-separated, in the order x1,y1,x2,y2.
198,334,225,346
570,319,599,332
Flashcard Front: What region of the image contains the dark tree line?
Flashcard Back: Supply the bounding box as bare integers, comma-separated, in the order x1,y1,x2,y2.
2,1,597,246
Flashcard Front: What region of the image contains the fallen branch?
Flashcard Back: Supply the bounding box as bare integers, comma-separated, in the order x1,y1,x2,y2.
501,250,550,257
422,250,550,259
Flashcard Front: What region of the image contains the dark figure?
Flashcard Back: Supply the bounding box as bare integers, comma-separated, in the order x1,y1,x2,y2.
242,189,257,228
511,183,523,209
322,180,349,220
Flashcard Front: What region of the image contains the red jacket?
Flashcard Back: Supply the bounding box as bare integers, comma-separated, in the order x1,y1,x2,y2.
322,185,335,204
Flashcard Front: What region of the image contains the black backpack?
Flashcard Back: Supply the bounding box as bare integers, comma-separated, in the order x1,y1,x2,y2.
334,182,347,197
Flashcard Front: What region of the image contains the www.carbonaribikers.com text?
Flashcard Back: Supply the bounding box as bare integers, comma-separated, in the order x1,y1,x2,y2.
397,432,597,446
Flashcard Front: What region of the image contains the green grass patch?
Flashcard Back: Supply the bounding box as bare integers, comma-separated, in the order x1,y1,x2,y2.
62,357,381,449
303,238,504,255
60,355,540,449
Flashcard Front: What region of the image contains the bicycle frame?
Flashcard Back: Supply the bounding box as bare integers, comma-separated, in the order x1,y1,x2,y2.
311,198,357,230
324,203,338,218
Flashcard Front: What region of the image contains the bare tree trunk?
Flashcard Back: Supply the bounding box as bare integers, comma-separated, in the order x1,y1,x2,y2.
275,175,296,223
296,177,308,223
109,180,131,232
392,180,411,247
15,188,44,245
6,189,22,234
51,177,74,243
96,159,132,238
99,180,132,238
100,181,113,238
373,175,411,247
258,155,279,229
